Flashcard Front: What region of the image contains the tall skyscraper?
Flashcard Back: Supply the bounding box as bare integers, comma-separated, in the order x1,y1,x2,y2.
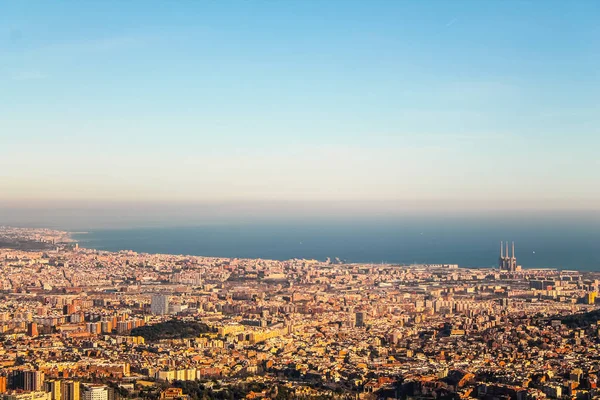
151,295,170,315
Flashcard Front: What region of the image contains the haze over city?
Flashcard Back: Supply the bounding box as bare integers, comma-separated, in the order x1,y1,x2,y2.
2,0,599,227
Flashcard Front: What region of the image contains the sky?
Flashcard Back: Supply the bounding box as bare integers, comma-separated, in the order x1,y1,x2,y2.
1,1,599,226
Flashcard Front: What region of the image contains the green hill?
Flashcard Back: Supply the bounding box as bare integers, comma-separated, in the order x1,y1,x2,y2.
130,319,210,341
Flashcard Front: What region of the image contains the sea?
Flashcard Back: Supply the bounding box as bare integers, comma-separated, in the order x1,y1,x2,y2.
71,213,600,271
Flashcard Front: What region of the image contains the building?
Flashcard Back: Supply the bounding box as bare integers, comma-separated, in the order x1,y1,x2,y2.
151,295,170,315
160,388,189,400
2,391,51,400
106,388,119,400
60,381,79,400
24,371,44,392
499,298,511,308
499,241,519,272
44,381,61,400
0,376,7,394
9,371,44,392
586,291,597,305
27,322,38,337
355,312,366,328
63,304,75,315
81,385,107,400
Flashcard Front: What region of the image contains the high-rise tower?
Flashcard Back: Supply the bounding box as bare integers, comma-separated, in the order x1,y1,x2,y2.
27,322,38,337
61,380,80,400
151,294,170,315
45,380,61,400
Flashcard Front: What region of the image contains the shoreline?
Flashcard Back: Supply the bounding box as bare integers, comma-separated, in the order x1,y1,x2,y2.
4,225,599,271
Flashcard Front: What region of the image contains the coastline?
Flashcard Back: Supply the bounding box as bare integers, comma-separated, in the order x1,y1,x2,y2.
69,223,600,271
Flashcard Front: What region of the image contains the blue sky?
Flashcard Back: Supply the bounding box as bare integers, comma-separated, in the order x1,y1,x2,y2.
1,1,599,213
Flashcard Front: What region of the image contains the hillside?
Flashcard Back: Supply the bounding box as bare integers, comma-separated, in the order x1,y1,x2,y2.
130,320,210,341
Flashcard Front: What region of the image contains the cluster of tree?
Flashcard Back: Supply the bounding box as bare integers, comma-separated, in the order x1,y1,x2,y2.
560,308,600,328
170,380,336,400
169,381,254,400
130,319,210,341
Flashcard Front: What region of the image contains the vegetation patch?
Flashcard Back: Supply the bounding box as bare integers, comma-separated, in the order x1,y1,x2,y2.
131,320,210,341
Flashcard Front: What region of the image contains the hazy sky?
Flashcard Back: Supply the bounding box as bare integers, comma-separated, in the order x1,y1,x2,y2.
1,1,599,218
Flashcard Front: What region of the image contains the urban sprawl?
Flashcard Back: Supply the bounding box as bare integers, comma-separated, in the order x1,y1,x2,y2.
0,226,599,400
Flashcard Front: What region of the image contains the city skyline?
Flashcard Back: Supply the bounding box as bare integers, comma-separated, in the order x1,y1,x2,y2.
1,226,600,399
2,1,599,216
2,3,600,398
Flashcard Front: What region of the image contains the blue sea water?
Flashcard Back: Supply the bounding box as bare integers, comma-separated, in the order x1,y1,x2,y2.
71,214,600,271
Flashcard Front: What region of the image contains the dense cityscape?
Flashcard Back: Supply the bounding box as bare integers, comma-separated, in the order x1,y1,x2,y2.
0,226,599,400
4,0,598,399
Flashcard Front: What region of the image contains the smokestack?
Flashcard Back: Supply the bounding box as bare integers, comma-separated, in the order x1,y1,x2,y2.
512,241,515,258
500,241,503,258
506,242,509,260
